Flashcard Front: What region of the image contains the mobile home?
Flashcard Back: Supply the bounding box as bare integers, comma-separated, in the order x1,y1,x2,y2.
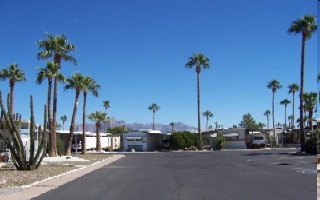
123,129,162,152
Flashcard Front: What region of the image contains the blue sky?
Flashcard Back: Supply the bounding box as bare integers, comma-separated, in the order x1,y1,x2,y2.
0,0,317,129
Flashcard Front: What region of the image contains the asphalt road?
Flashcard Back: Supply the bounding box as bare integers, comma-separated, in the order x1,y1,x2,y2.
33,149,316,200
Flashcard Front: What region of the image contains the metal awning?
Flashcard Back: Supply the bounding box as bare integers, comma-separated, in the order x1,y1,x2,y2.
223,133,238,137
126,137,143,140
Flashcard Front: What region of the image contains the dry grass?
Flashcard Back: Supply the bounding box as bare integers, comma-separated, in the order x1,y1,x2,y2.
0,153,111,188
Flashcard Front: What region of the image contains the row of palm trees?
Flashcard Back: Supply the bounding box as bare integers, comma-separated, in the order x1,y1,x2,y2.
182,15,316,150
264,15,317,149
266,80,316,127
0,33,112,157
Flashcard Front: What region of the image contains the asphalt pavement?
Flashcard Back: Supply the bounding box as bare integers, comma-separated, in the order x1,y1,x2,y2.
29,149,316,200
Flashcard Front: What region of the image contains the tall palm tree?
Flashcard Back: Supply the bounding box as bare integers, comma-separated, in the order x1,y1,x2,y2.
103,100,110,111
81,76,100,154
202,110,213,130
148,103,160,130
303,92,317,132
88,111,107,152
288,15,317,151
288,115,293,129
60,115,67,130
37,33,76,156
288,83,299,129
185,53,210,149
280,99,291,129
102,100,110,131
36,61,65,156
64,73,85,156
267,79,282,146
0,64,26,116
263,110,271,128
169,122,175,132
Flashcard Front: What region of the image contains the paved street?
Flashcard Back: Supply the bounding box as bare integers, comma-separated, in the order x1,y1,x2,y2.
33,149,316,200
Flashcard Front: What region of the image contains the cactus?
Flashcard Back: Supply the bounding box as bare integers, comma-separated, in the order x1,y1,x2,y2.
0,91,47,170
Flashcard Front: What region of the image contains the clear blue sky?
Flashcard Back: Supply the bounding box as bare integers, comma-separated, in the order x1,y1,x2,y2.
0,0,317,129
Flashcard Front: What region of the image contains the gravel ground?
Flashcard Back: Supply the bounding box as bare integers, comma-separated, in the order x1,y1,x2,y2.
0,153,111,189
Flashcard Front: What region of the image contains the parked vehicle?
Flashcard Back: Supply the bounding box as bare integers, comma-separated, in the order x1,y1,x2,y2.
246,131,266,149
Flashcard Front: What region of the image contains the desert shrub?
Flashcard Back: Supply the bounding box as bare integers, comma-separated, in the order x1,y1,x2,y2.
216,135,226,150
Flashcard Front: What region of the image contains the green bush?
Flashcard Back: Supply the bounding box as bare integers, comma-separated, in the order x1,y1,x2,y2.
305,133,317,154
56,138,65,156
216,135,226,150
170,131,196,150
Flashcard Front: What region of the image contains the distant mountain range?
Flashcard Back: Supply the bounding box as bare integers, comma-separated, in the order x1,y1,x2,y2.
74,118,197,133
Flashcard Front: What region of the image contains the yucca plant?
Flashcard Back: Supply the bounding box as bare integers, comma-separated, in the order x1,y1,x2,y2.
0,91,47,170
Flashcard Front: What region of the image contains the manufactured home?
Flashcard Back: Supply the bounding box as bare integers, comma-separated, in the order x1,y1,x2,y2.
123,129,162,152
56,130,120,151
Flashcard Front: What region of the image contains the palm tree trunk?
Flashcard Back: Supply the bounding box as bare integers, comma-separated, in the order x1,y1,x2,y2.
51,77,58,156
299,35,306,151
9,81,14,117
284,105,287,128
292,93,295,129
47,78,55,157
309,109,313,132
272,92,275,147
96,123,102,152
65,90,80,156
153,111,155,130
197,70,202,149
82,92,87,154
206,118,208,130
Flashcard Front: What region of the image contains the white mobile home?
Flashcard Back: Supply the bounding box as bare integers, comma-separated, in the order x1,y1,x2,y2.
202,128,247,149
123,129,162,152
57,130,120,151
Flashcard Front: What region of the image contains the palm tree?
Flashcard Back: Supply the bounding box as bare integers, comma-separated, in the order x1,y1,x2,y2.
37,33,76,156
263,110,271,128
103,100,110,111
288,15,317,151
0,64,26,116
64,73,85,156
303,92,317,132
102,100,110,131
288,83,299,129
60,115,67,130
148,103,160,130
267,79,282,146
202,110,213,130
88,111,107,152
288,115,293,129
185,53,210,149
169,122,175,132
280,99,291,129
81,76,100,154
36,61,65,156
